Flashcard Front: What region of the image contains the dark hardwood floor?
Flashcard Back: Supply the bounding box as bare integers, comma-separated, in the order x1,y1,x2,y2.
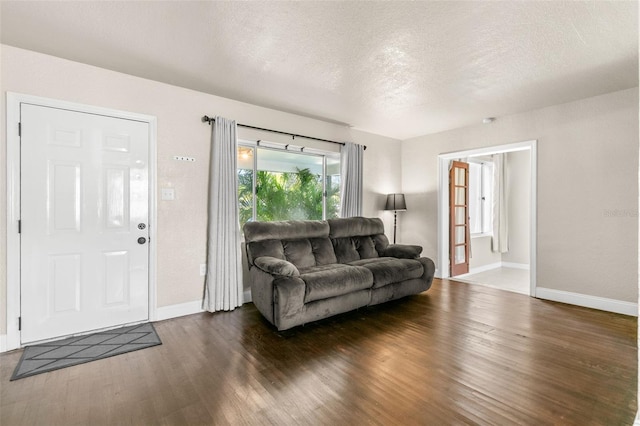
1,279,637,425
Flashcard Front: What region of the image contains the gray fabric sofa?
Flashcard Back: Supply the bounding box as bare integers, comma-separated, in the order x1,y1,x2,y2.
243,216,435,330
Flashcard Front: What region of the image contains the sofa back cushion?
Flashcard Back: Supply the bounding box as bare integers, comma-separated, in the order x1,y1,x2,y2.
310,238,338,265
283,239,315,269
281,237,338,268
244,219,329,242
246,239,286,265
248,237,338,269
372,233,390,254
244,220,341,269
328,217,384,238
332,237,360,263
354,236,378,259
329,217,388,261
332,235,380,263
244,217,390,268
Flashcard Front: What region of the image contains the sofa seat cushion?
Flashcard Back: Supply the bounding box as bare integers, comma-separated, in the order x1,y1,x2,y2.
299,264,373,303
349,257,424,289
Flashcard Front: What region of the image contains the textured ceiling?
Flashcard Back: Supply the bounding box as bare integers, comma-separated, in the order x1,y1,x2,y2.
1,1,637,140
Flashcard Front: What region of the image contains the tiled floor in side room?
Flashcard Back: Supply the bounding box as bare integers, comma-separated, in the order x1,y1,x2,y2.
453,267,530,295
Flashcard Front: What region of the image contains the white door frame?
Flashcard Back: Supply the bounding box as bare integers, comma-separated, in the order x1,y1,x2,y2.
5,92,158,351
437,140,537,296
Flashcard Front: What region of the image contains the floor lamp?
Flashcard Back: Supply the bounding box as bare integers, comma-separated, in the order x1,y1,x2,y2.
384,193,407,244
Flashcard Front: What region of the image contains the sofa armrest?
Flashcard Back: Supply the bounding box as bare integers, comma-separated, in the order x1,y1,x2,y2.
381,244,423,259
254,256,300,277
273,276,306,330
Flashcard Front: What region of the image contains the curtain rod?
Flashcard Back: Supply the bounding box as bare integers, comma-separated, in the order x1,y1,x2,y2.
201,115,366,150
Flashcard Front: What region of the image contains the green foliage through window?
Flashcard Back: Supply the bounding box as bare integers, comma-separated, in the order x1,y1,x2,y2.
237,147,340,229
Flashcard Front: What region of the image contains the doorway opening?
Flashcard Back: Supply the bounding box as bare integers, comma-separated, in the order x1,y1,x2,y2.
437,140,537,296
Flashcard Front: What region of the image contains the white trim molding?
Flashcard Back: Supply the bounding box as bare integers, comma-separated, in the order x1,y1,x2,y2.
461,262,503,276
155,292,252,322
243,289,252,304
536,287,638,317
437,140,537,297
501,262,530,270
5,92,158,351
0,335,7,353
156,300,205,321
634,412,640,426
451,261,530,280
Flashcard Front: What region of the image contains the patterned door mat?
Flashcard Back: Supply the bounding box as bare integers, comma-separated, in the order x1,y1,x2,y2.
11,323,161,381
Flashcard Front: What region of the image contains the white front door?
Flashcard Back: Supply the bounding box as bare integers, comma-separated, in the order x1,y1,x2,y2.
20,103,150,344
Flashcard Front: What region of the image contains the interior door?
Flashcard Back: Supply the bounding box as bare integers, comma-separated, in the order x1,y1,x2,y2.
20,103,150,344
449,161,470,277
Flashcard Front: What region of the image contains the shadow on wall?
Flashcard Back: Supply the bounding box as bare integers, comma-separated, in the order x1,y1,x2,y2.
401,191,438,257
241,242,251,292
373,192,390,241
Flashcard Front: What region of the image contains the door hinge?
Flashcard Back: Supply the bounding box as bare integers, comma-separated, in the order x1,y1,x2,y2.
18,220,21,234
18,317,21,331
18,122,21,137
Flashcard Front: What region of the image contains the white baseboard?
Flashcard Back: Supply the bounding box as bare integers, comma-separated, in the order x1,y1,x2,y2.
0,294,255,351
536,287,638,317
439,262,530,279
155,290,252,322
467,262,502,275
156,300,205,321
502,262,530,270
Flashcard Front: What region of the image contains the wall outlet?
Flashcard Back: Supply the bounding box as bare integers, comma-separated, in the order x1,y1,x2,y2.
200,264,207,276
161,188,175,200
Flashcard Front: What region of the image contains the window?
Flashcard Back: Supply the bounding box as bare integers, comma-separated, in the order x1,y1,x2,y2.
237,143,340,229
468,160,494,235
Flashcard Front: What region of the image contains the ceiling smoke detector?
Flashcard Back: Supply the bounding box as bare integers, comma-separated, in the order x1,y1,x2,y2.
482,117,496,124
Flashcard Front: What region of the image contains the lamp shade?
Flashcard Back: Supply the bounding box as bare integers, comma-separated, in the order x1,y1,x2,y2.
384,193,407,211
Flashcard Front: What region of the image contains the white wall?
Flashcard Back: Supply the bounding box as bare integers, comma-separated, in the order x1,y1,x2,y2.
361,132,404,237
0,45,402,336
503,149,530,265
467,150,531,271
402,88,638,303
469,236,502,270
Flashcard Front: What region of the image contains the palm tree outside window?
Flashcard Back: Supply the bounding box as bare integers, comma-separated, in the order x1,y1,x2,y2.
237,143,340,229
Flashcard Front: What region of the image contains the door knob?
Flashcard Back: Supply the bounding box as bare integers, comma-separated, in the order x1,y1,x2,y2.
137,237,146,245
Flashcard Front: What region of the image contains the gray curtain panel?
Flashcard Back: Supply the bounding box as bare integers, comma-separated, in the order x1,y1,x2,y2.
339,142,364,217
